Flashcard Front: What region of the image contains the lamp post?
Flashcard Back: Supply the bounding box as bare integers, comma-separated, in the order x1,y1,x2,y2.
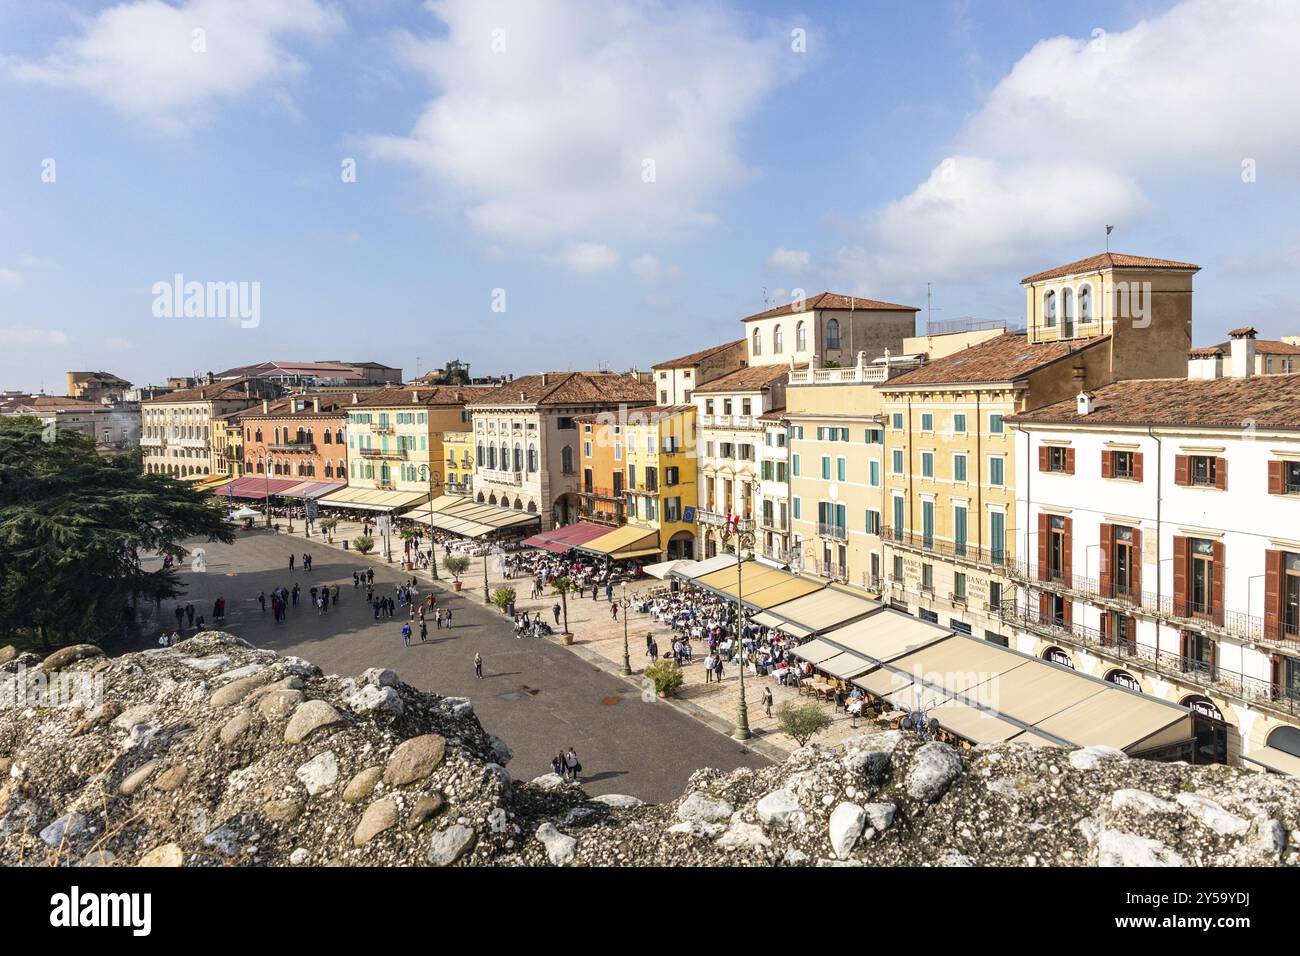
263,454,272,528
483,542,495,603
621,581,632,676
426,468,441,580
721,514,756,741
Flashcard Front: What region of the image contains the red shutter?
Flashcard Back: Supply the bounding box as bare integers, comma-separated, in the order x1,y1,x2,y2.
1100,450,1113,479
1173,535,1188,616
1174,454,1189,486
1099,610,1110,646
1212,540,1225,626
1037,513,1049,581
1272,654,1284,699
1062,516,1073,587
1269,460,1285,495
1039,591,1050,625
1062,597,1072,628
1038,446,1049,472
1064,447,1075,475
1265,549,1283,641
1130,527,1142,596
1132,452,1143,482
1126,617,1137,655
1099,523,1113,597
1180,629,1192,666
1215,457,1228,491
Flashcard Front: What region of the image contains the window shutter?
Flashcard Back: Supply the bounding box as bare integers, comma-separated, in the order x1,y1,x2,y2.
1268,460,1285,495
1099,523,1113,597
1133,452,1144,482
1172,536,1188,616
1038,446,1048,472
1037,513,1049,581
1099,610,1110,645
1064,447,1075,475
1062,597,1072,628
1131,527,1142,596
1174,454,1189,486
1100,450,1113,479
1038,591,1049,624
1212,541,1225,626
1265,549,1283,640
1272,654,1284,699
1215,457,1228,491
1062,516,1073,587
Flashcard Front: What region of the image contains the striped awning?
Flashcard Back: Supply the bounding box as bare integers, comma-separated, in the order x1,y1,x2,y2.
213,476,303,500
279,480,344,499
317,487,431,512
407,495,541,538
576,524,660,559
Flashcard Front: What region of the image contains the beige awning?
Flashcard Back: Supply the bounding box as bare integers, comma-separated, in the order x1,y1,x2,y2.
742,576,825,609
790,639,843,666
827,613,955,666
856,666,913,700
757,586,881,634
1242,746,1300,776
577,523,661,558
750,612,812,638
817,651,874,681
318,488,430,512
406,496,539,538
673,554,738,579
1032,689,1194,754
928,704,1028,745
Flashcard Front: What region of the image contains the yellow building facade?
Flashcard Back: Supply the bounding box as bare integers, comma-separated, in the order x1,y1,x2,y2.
345,387,479,495
623,406,698,560
442,430,474,496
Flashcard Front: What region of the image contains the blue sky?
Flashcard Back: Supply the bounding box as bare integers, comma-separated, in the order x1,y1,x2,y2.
2,0,1298,393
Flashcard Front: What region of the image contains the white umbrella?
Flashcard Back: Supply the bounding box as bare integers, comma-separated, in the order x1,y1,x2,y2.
229,506,261,520
642,559,695,580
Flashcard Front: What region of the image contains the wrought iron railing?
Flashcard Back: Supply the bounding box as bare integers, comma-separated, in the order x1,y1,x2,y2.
882,526,1011,569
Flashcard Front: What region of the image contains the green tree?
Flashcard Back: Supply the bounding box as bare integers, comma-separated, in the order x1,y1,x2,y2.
550,575,577,634
442,553,470,583
490,586,516,611
0,418,234,652
775,701,832,747
644,659,684,697
353,534,375,555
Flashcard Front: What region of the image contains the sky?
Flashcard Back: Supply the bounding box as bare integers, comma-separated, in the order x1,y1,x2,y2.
2,0,1299,393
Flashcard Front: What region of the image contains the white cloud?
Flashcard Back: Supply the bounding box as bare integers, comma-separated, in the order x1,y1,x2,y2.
0,268,21,286
558,241,619,275
629,254,680,282
365,0,796,244
0,326,68,346
767,246,811,272
7,0,342,132
104,336,135,350
845,0,1300,285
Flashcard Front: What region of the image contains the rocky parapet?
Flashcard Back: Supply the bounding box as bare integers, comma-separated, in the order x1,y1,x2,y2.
1,633,1298,867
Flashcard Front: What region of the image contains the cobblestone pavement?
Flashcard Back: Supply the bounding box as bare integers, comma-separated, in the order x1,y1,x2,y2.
143,526,768,803
271,518,882,756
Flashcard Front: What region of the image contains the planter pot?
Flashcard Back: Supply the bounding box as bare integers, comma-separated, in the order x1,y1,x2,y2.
657,691,666,699
562,633,574,646
453,581,463,592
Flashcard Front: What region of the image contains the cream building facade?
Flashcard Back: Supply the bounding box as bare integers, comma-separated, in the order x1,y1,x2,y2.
140,378,280,478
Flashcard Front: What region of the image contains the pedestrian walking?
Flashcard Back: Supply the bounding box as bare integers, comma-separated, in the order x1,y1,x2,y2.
353,571,359,588
564,748,581,782
474,652,483,679
444,608,453,629
610,602,618,621
552,603,561,625
289,553,295,569
705,652,715,682
419,620,428,643
761,686,773,718
401,622,412,647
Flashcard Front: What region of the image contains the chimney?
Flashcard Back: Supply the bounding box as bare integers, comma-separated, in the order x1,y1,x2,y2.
541,373,549,386
351,392,358,404
1076,391,1095,416
262,399,269,413
313,397,320,413
1229,326,1257,379
412,389,419,403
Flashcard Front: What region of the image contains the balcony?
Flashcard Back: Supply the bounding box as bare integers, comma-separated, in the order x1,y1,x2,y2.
374,478,396,491
576,505,624,528
882,526,1011,571
812,561,848,582
582,485,624,500
1003,559,1281,648
696,509,754,531
479,467,522,486
372,424,395,436
816,522,847,541
358,447,406,459
787,364,893,385
270,441,315,453
998,603,1300,718
759,513,788,533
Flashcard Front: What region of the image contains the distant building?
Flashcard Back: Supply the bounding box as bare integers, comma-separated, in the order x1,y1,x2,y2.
742,292,918,370
66,371,132,404
1189,327,1300,377
4,395,140,451
651,339,746,407
229,395,349,484
141,378,283,478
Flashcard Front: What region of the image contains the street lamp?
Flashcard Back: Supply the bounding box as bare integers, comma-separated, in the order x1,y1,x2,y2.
720,515,756,741
263,454,272,528
621,581,632,676
482,542,497,602
425,468,441,580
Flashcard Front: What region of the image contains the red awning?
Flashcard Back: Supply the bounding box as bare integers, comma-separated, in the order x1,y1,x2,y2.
215,476,303,500
521,522,615,553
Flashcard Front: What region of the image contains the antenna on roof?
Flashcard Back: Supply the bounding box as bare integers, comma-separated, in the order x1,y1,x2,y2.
925,283,943,334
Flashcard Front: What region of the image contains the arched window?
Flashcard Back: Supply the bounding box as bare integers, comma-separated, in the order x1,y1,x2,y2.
1062,288,1074,330
528,444,538,472
514,497,523,510
323,429,331,444
296,427,306,444
773,325,783,353
513,443,523,472
335,428,343,443
796,321,806,351
337,459,344,476
255,428,262,443
1079,285,1093,324
562,445,574,474
325,463,332,477
825,318,841,349
499,442,509,470
477,442,485,466
1043,290,1057,327
1043,646,1073,668
380,462,390,481
1106,669,1140,691
1268,726,1300,758
752,328,762,356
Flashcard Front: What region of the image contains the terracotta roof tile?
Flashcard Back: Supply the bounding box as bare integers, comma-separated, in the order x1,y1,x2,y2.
466,372,653,408
741,292,918,322
1010,374,1300,431
1198,338,1300,356
1020,252,1200,284
654,340,744,369
878,332,1107,388
351,385,495,408
692,364,797,394
142,378,263,405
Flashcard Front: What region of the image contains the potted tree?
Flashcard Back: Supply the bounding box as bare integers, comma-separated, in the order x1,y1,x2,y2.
443,554,470,591
644,659,684,699
551,575,577,645
319,517,338,544
491,587,516,616
399,528,417,570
